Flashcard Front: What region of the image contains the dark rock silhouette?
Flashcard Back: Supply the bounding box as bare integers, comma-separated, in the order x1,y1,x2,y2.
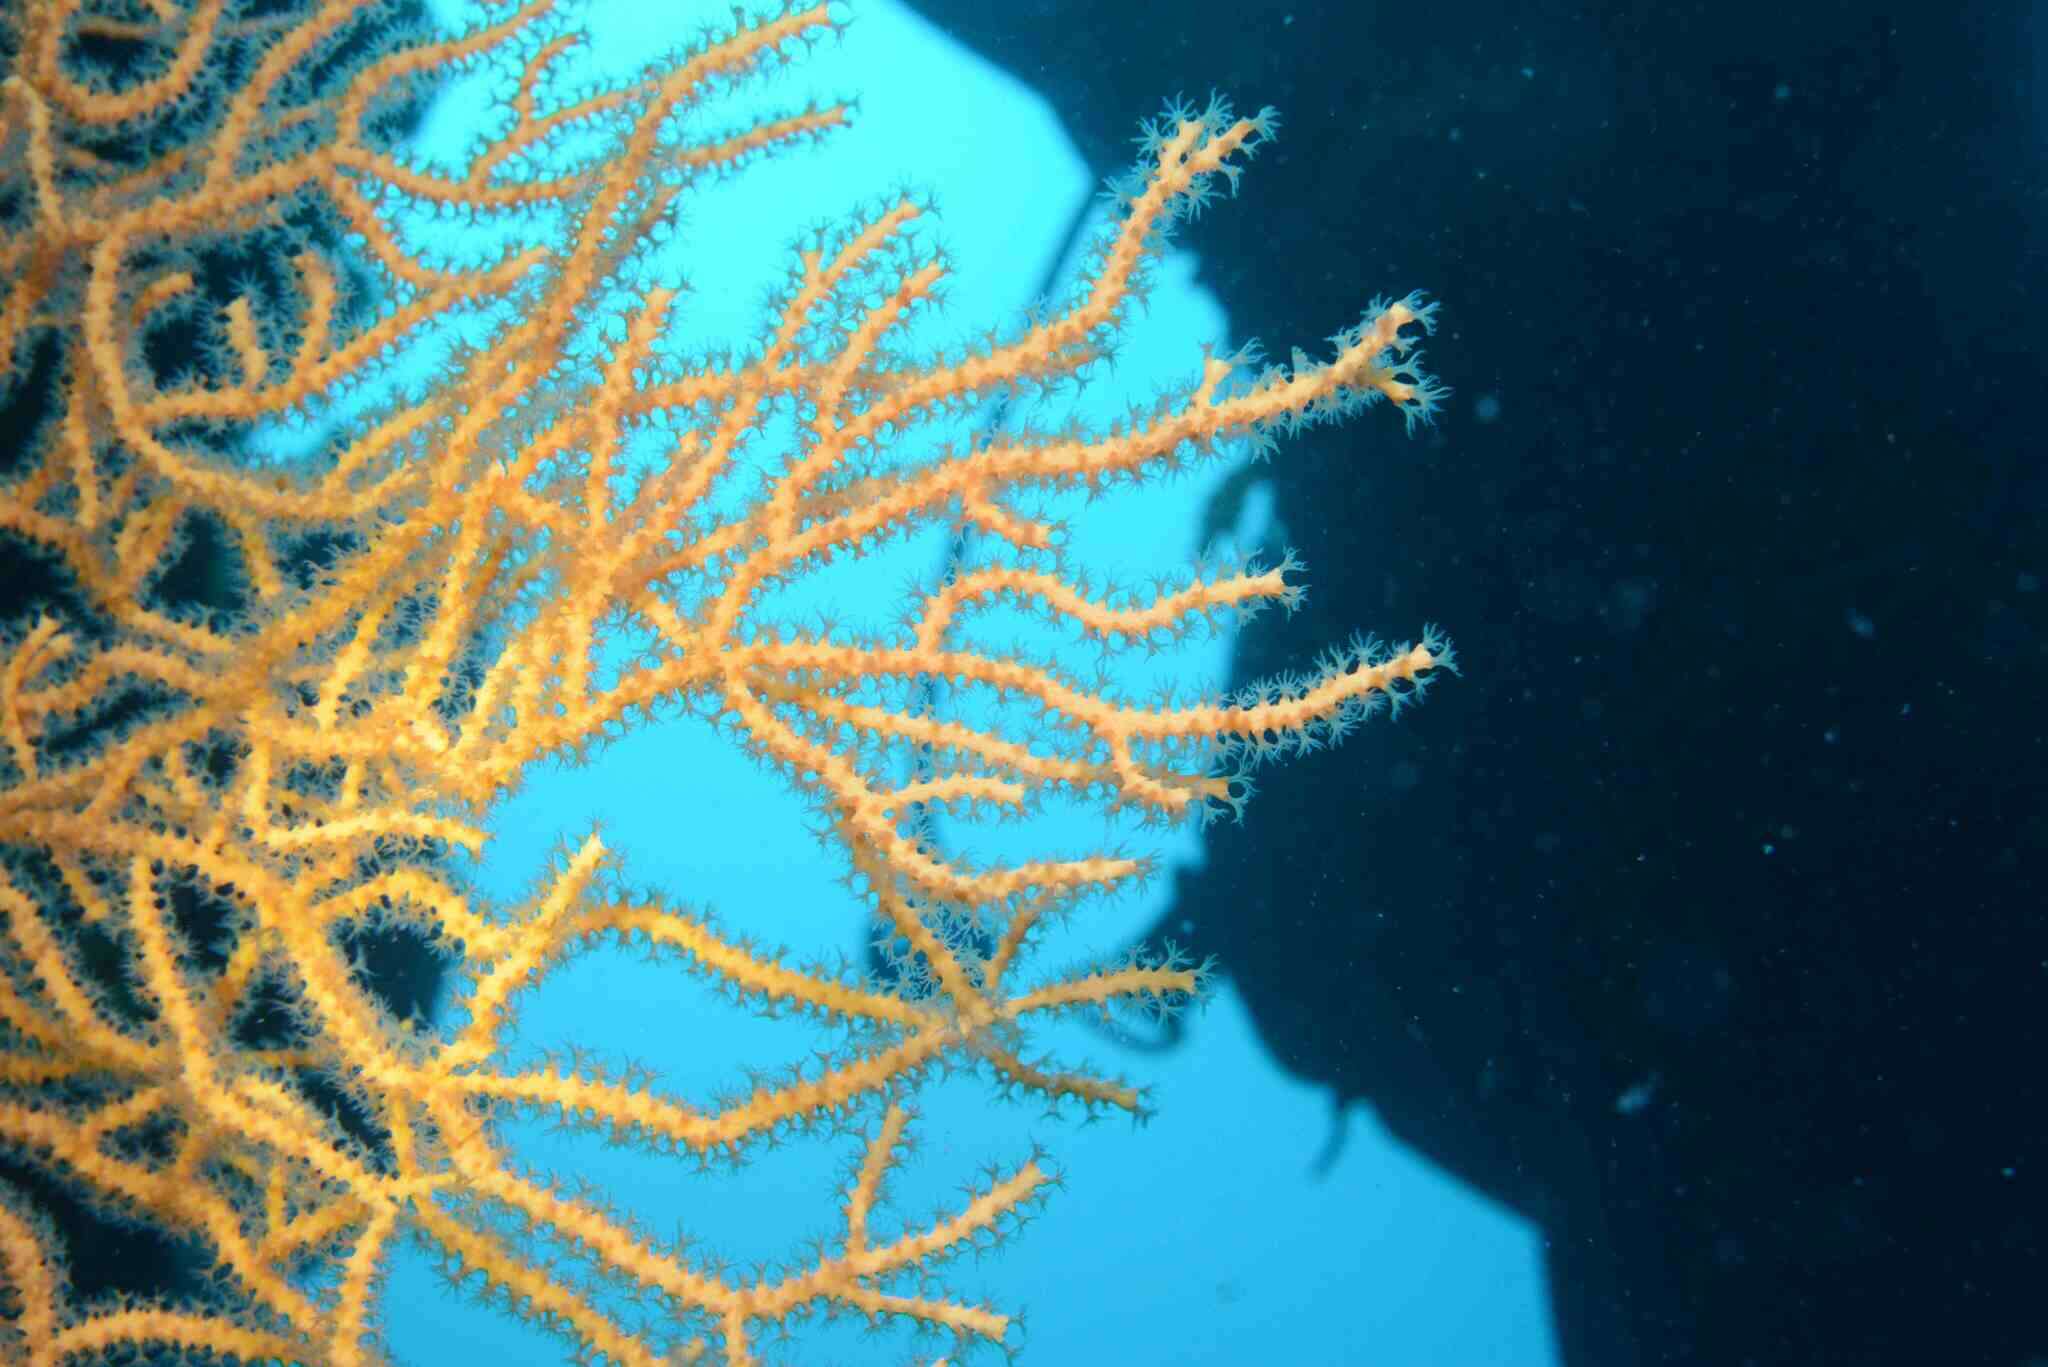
900,1,2048,1362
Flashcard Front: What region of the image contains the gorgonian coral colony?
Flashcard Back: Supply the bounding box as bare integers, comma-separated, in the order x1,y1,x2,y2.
0,1,1448,1362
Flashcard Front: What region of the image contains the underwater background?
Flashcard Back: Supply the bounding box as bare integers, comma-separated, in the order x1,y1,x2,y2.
3,0,2043,1364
